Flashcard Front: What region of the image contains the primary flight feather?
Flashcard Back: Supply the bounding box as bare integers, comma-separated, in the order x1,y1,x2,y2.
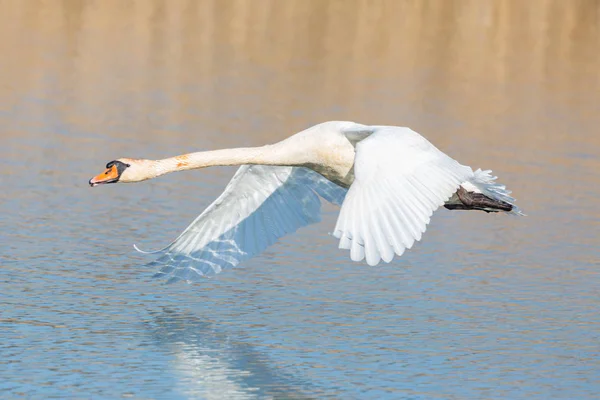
89,121,523,283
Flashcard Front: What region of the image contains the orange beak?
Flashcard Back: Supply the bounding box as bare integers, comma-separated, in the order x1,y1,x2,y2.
89,165,119,187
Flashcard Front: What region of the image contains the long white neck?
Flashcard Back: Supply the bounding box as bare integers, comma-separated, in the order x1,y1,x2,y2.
144,143,303,179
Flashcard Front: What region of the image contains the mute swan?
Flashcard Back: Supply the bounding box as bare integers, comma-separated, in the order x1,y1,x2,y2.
89,121,523,283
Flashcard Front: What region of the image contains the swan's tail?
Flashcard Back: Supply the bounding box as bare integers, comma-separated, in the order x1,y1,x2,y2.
445,169,525,216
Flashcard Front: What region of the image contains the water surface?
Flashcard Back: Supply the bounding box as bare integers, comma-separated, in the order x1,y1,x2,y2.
1,1,599,399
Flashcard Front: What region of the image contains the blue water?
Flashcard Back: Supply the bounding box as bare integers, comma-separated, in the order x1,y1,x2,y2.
1,1,599,399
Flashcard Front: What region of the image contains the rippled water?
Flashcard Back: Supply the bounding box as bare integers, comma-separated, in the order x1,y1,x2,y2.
1,1,599,399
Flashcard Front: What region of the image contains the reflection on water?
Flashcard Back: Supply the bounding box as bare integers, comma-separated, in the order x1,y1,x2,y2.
1,0,599,399
147,309,312,399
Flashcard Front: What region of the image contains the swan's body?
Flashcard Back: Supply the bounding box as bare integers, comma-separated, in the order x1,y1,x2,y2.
89,121,523,283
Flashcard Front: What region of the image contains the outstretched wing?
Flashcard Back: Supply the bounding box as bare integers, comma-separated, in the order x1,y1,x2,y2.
334,126,474,266
141,165,347,283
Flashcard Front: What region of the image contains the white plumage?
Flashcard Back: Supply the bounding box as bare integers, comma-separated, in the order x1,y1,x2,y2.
333,127,474,266
138,165,346,283
90,121,523,283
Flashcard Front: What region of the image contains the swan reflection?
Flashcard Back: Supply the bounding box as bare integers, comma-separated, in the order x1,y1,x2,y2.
145,309,313,399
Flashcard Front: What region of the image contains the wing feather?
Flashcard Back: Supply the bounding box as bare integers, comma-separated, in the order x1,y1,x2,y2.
334,126,474,265
143,165,347,282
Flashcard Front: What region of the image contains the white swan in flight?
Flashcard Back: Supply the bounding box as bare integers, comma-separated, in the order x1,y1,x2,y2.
89,121,523,283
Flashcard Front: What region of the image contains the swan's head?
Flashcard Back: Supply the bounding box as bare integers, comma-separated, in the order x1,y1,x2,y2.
89,158,153,186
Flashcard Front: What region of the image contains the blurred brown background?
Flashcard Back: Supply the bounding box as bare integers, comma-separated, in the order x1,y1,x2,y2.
1,0,597,144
